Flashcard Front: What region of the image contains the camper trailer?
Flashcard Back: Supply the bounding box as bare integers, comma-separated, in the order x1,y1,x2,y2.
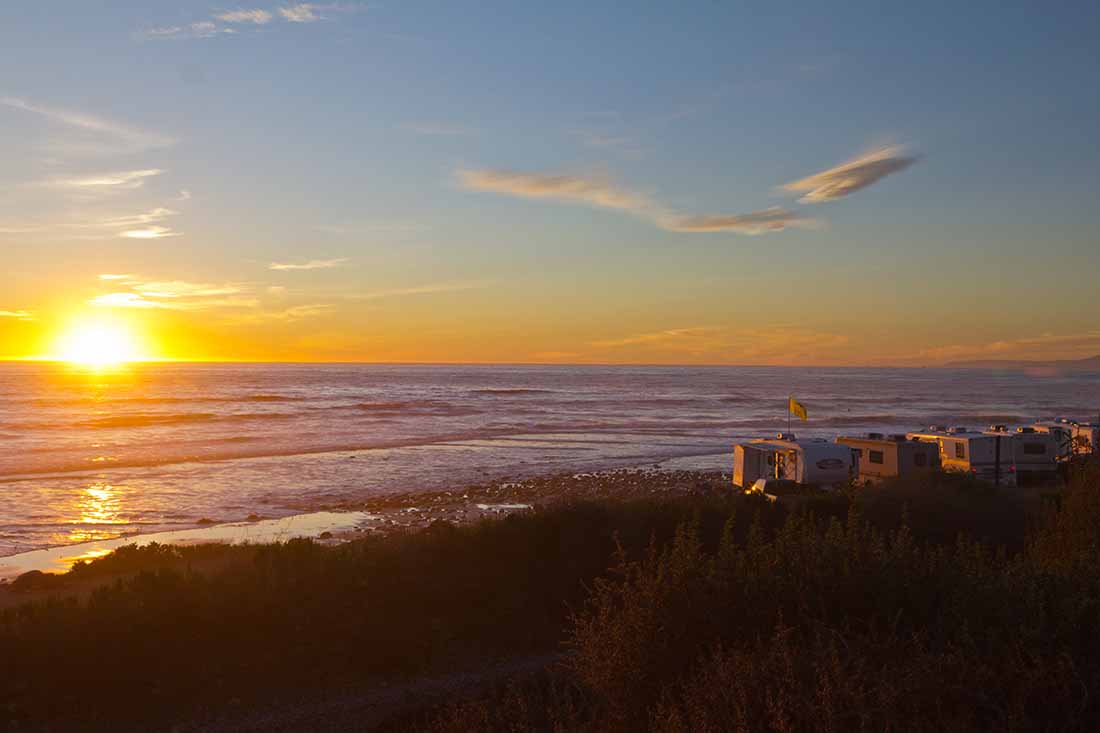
988,426,1058,485
1032,420,1076,461
733,434,857,490
835,433,940,483
907,427,1017,487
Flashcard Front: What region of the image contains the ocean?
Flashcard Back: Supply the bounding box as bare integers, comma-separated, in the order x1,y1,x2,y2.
2,362,1098,560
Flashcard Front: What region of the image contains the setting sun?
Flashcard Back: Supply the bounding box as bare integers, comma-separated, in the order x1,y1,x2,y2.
54,319,145,366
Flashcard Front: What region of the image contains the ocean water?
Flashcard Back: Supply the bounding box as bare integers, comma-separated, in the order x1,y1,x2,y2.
1,362,1098,558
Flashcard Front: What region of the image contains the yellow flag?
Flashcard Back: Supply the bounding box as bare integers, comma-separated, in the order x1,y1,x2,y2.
789,396,807,421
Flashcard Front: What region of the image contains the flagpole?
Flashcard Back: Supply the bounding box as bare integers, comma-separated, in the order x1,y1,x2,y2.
787,394,791,436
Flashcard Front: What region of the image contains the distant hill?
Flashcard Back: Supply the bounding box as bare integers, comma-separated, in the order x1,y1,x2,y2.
944,354,1100,372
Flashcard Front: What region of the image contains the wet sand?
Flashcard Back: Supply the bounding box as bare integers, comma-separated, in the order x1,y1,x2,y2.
0,468,730,584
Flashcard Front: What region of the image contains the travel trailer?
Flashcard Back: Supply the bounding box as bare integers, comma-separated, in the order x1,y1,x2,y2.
835,433,940,483
1031,420,1076,461
907,427,1017,487
1071,420,1100,456
987,426,1058,485
733,434,857,490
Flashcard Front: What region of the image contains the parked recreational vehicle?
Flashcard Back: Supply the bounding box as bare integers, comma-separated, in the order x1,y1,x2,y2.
1032,420,1076,461
835,433,939,483
907,427,1017,487
988,426,1058,485
733,434,857,490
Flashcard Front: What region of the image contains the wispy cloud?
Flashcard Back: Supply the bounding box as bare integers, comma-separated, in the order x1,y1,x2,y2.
458,169,813,235
98,274,132,281
0,310,34,321
269,258,348,271
1,96,176,155
592,327,718,349
781,145,918,203
139,21,224,40
356,281,487,300
120,225,182,239
907,331,1100,364
102,207,178,228
44,169,163,190
176,189,192,201
91,279,256,311
230,303,336,323
216,9,274,24
279,3,322,22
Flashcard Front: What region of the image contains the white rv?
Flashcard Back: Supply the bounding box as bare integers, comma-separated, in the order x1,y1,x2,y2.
1071,421,1100,456
988,426,1058,485
1033,418,1100,457
1031,420,1076,461
733,434,857,490
907,427,1017,487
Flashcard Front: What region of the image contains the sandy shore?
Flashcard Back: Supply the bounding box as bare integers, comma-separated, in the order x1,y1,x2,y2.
0,468,731,583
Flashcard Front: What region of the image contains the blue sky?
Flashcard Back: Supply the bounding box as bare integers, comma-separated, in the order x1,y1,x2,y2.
1,1,1098,363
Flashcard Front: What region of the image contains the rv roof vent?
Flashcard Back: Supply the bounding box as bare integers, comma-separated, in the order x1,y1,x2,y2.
989,424,1008,433
929,425,947,432
776,432,796,441
1016,426,1036,434
947,426,968,434
890,434,908,441
867,432,885,440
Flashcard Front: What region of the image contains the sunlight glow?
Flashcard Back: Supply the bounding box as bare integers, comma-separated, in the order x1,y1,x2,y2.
54,317,146,366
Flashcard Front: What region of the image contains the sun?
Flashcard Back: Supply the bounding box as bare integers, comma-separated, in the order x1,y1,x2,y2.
55,318,145,367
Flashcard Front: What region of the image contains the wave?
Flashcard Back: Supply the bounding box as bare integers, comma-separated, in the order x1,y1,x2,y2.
79,413,219,428
26,393,306,407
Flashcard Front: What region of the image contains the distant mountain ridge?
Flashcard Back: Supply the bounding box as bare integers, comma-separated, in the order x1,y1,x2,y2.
944,354,1100,372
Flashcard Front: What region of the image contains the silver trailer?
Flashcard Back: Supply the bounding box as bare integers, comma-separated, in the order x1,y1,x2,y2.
907,427,1017,487
733,433,857,490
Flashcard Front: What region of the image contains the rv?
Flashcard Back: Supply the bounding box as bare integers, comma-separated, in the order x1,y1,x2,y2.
733,433,857,490
835,433,940,483
988,426,1058,485
907,427,1017,487
1031,420,1076,461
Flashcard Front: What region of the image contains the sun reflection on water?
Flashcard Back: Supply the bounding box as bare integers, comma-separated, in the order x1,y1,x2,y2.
65,483,131,544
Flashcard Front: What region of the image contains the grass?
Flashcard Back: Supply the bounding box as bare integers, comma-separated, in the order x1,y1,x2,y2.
1,463,1097,731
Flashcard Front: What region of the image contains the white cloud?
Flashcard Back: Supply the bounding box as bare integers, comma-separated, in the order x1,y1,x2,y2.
592,327,718,348
459,169,812,235
98,274,132,281
176,189,192,201
781,145,918,203
89,293,168,309
216,9,273,24
269,258,348,271
103,208,178,228
45,169,163,190
120,225,182,239
0,96,176,155
279,3,321,22
91,279,257,311
0,310,34,321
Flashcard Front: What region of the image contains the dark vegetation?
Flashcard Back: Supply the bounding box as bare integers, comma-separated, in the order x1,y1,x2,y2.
2,462,1099,731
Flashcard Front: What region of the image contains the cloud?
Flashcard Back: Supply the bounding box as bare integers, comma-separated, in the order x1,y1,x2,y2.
356,281,487,300
231,303,336,323
269,258,348,271
592,327,718,349
140,21,223,40
907,331,1100,364
459,169,812,235
103,208,178,228
90,277,258,311
176,189,192,201
0,96,176,155
120,225,182,239
216,9,273,24
45,169,163,190
0,310,34,321
279,3,322,22
781,145,918,203
661,206,816,234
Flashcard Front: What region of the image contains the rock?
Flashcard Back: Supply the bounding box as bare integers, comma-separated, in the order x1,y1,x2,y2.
196,517,217,525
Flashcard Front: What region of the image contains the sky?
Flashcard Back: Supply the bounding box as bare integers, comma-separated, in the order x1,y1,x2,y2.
1,1,1098,365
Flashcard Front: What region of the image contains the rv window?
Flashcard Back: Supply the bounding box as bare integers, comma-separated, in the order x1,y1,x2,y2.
914,452,928,467
1023,442,1046,455
869,450,884,464
955,442,966,459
